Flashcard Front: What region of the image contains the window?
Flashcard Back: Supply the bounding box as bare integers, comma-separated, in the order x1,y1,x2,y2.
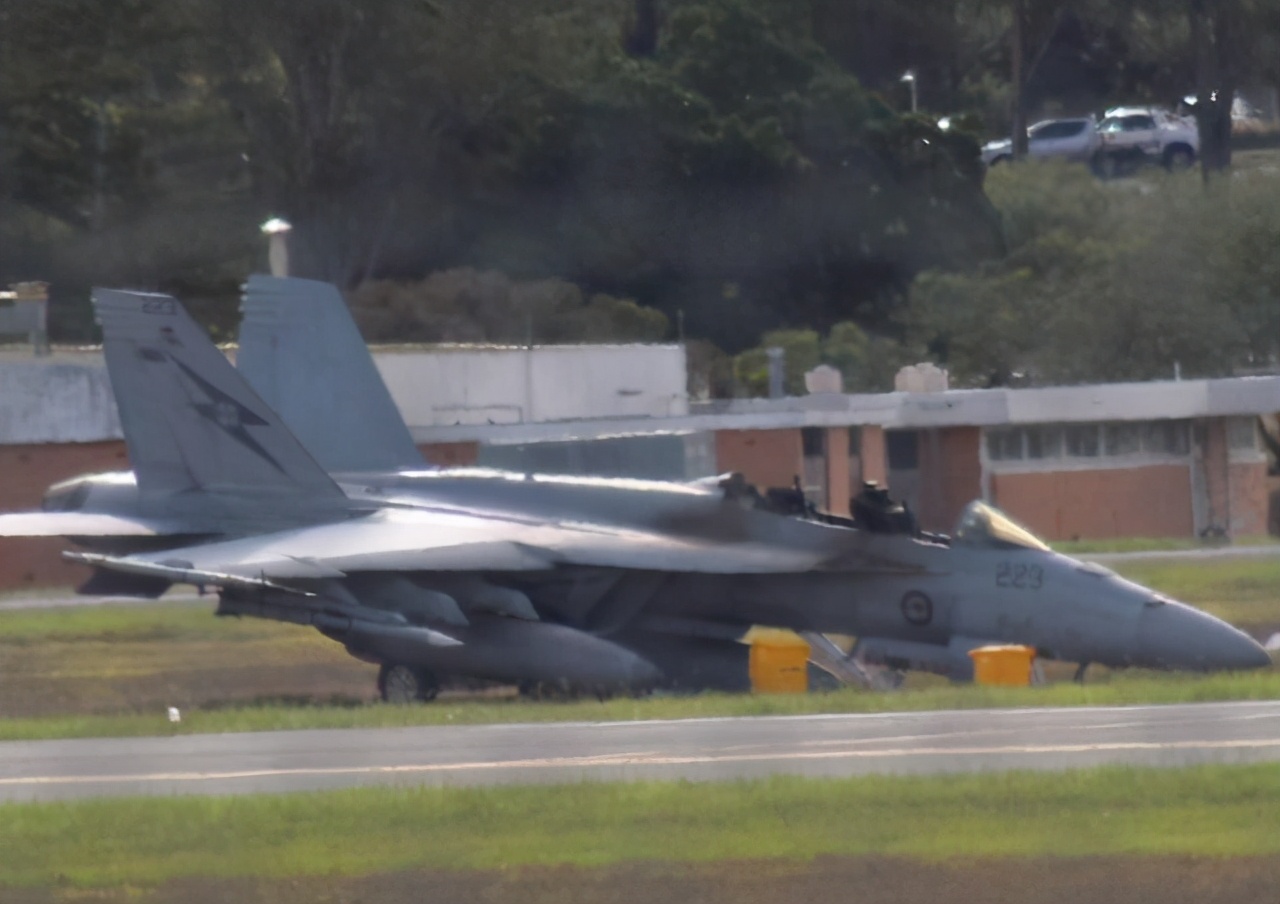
1025,425,1062,459
1105,422,1142,456
986,420,1192,467
1141,421,1190,455
887,430,919,470
1226,417,1258,452
1064,425,1100,458
986,428,1023,461
801,427,825,457
1101,114,1154,132
1029,120,1087,140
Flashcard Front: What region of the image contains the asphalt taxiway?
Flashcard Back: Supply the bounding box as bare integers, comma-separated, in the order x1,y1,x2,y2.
2,700,1280,802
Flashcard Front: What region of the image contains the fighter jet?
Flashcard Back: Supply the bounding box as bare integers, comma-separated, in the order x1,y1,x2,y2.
0,285,1270,703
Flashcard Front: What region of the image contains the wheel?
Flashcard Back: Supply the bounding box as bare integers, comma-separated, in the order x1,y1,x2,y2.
377,663,439,704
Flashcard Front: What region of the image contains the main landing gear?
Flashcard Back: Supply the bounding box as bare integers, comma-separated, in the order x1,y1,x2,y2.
377,663,440,704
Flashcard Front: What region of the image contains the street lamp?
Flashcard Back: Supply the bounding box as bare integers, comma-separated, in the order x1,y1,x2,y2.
260,218,292,277
900,70,918,114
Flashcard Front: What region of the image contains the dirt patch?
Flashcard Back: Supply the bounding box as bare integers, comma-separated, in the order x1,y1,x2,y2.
0,644,377,718
8,855,1280,904
0,634,516,718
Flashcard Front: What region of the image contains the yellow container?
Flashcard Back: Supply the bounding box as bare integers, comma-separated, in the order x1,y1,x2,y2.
749,641,810,694
968,645,1036,686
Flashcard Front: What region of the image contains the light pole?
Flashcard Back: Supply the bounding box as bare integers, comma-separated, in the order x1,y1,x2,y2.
900,70,917,114
260,218,293,277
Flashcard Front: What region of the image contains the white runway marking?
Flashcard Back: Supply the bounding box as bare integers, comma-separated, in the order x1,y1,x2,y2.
6,737,1280,790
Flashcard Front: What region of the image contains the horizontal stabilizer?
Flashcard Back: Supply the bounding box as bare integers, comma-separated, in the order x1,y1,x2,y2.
64,552,315,597
0,511,196,537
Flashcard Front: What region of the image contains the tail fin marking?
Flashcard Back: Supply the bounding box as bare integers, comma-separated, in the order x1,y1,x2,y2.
93,288,344,501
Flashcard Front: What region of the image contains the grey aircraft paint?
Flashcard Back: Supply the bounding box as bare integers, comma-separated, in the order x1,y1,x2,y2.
0,282,1269,702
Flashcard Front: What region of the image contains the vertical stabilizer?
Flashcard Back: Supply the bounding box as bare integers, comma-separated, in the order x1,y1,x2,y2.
238,275,423,472
93,288,344,501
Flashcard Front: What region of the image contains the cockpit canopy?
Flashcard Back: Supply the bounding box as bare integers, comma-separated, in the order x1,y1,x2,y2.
953,501,1049,551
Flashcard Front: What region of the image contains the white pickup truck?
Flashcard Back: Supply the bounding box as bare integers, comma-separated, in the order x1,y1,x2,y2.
1095,106,1199,173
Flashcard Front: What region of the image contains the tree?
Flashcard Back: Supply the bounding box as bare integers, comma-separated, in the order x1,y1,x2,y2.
349,269,669,344
1189,0,1237,175
905,160,1273,387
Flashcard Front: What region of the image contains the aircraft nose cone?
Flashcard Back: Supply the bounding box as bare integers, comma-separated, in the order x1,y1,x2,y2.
1135,601,1272,671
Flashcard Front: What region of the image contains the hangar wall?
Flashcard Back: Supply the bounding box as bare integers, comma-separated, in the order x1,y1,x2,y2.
0,441,129,589
916,427,983,534
715,429,803,492
376,345,688,428
992,464,1194,540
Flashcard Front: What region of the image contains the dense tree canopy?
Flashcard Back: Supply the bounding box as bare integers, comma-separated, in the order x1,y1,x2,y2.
1,0,1278,389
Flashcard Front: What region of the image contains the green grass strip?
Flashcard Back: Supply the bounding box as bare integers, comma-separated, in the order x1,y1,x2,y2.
3,765,1280,888
0,669,1277,741
1052,536,1279,555
0,601,279,644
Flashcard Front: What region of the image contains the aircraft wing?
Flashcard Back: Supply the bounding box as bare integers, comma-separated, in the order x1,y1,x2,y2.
63,506,861,582
0,511,197,537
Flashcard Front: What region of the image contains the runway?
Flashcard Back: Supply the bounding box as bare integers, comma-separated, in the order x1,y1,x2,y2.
3,700,1280,802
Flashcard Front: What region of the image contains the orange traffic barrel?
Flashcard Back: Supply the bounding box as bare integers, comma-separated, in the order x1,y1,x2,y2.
968,645,1036,686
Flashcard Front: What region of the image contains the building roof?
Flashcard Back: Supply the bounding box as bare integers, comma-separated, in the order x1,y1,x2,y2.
4,340,1278,447
412,376,1280,445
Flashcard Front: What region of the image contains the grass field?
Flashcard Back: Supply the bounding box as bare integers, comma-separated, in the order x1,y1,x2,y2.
0,554,1276,739
8,856,1279,904
2,668,1279,741
1109,556,1280,632
2,764,1279,889
1052,535,1279,555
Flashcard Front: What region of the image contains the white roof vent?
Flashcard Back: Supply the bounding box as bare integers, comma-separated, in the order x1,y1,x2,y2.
805,364,844,395
895,363,949,393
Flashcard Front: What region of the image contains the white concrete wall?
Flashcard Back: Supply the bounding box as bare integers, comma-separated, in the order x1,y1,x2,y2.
374,345,689,428
0,344,689,445
0,356,121,444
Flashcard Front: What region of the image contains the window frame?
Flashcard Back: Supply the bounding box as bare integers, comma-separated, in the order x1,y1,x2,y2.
984,419,1193,473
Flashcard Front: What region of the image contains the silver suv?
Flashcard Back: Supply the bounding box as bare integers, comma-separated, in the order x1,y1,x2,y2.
981,117,1100,167
1095,106,1198,172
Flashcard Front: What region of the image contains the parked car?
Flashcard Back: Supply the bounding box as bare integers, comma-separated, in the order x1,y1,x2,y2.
1095,106,1198,173
981,116,1100,167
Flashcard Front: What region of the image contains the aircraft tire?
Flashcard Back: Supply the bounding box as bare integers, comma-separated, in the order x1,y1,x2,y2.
378,663,439,704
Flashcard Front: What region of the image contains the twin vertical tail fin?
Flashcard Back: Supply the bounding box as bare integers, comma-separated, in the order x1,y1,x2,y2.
237,275,423,473
93,288,345,503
